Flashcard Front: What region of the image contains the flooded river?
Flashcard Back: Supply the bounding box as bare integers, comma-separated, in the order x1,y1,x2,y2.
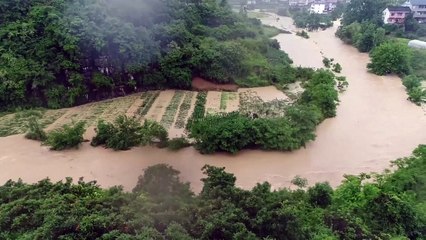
1,14,425,192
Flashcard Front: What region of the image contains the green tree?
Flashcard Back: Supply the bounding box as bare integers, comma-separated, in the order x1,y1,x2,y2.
343,0,390,25
368,42,411,75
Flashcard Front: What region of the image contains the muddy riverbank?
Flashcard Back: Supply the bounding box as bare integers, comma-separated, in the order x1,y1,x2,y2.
1,14,425,193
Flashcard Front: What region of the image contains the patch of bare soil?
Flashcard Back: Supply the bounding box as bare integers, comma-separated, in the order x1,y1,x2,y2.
192,77,238,91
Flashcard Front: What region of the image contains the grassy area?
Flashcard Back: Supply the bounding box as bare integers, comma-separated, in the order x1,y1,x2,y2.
247,11,269,19
262,25,282,38
0,109,65,137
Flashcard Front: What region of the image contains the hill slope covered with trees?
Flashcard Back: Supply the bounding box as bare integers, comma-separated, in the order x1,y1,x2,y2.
0,0,295,110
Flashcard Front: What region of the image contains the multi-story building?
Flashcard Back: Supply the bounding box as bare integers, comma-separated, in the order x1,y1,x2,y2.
383,6,411,24
309,0,338,14
404,0,426,23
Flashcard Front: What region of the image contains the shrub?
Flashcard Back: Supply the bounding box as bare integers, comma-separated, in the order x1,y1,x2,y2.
167,137,191,151
407,87,425,105
140,120,169,146
25,117,47,141
296,30,309,39
301,70,338,118
92,116,168,150
251,118,298,151
189,112,254,154
333,63,342,73
322,58,332,68
91,120,115,147
104,116,142,150
45,121,86,150
291,175,308,188
402,75,421,90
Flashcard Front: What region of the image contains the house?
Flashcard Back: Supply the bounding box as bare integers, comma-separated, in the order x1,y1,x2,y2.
383,6,411,24
309,0,338,14
404,0,426,23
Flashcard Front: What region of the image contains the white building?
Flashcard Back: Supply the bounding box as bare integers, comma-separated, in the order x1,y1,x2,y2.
309,0,338,14
310,2,326,13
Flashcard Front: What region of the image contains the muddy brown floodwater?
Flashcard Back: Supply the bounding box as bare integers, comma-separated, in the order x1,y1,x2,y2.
1,14,425,193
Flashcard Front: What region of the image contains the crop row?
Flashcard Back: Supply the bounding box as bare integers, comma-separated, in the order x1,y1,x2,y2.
138,91,160,117
175,92,195,129
160,91,184,129
185,92,207,130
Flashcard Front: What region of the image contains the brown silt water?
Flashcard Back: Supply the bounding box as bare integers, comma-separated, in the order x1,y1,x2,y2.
0,14,425,192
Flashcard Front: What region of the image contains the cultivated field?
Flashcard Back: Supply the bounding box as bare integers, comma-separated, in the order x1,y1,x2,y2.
0,86,294,138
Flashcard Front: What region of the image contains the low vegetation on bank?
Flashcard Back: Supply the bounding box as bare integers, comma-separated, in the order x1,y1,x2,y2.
0,145,424,239
296,30,309,39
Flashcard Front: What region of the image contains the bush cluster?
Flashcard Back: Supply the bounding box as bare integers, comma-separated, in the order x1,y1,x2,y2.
402,75,426,105
189,70,337,154
24,117,47,141
91,115,168,151
190,105,323,154
44,121,86,150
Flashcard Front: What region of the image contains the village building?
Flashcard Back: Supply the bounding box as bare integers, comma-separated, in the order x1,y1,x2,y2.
309,0,338,14
404,0,426,23
383,6,411,24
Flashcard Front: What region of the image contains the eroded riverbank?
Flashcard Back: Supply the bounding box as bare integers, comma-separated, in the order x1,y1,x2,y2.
1,14,425,192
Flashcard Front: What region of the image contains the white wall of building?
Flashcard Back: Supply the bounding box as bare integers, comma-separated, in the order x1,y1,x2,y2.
310,3,326,14
383,8,391,24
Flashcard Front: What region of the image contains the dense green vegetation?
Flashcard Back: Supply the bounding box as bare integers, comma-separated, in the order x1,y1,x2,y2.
0,0,294,110
367,41,411,76
403,75,426,105
0,145,425,239
44,121,86,150
292,10,333,30
91,115,168,150
189,70,338,154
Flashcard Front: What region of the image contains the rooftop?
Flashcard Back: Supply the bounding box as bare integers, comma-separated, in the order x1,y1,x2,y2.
386,6,411,11
410,0,426,5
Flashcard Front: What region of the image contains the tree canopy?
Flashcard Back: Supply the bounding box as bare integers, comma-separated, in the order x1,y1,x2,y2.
0,0,293,110
367,42,412,76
